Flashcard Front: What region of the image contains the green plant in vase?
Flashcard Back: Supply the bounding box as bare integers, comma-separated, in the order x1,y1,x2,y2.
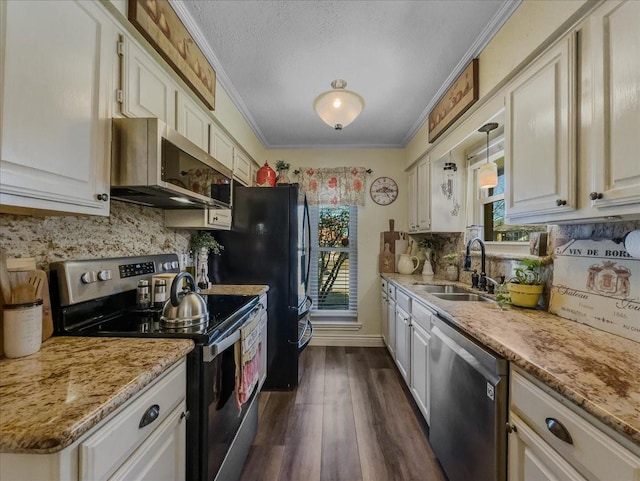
190,232,224,289
275,160,291,184
507,258,546,308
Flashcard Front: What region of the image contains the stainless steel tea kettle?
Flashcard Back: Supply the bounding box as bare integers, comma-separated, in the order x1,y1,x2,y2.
160,272,209,328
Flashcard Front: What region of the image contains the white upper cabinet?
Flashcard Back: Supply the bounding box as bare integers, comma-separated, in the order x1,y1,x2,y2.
209,124,234,171
408,157,430,232
234,148,252,186
505,33,577,222
176,92,210,152
119,35,177,128
0,0,114,216
587,0,640,211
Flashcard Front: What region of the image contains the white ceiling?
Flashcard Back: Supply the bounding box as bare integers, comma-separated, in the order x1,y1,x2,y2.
173,1,519,149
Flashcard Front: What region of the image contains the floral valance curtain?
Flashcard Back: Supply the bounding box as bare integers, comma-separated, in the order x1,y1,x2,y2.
297,167,368,206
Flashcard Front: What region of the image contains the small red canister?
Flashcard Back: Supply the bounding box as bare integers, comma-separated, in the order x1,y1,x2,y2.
256,162,276,187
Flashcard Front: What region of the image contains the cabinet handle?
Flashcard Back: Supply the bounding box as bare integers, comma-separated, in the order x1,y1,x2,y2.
180,411,191,422
545,417,573,445
589,192,603,200
555,199,567,206
506,422,518,434
96,193,109,202
139,404,160,428
211,216,218,221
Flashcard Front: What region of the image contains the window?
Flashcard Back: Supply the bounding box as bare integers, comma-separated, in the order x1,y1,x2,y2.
468,136,545,246
308,205,358,317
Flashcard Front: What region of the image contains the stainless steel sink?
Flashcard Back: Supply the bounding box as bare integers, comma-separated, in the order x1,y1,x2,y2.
413,284,469,294
430,292,493,302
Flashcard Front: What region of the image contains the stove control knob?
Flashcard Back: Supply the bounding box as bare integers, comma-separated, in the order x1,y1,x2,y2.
162,262,172,271
97,270,112,281
81,272,93,284
171,261,179,269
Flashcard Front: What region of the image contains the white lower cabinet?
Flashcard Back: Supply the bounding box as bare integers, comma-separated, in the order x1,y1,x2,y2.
386,297,396,359
0,360,188,481
409,300,433,424
381,285,388,346
509,368,640,481
394,304,411,383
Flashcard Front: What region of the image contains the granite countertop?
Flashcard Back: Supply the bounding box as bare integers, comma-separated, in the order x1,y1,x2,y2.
382,273,640,449
200,284,269,297
0,337,194,454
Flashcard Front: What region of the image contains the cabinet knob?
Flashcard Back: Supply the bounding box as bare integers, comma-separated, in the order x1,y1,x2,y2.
180,411,191,422
545,417,573,445
589,192,603,200
211,216,218,222
555,199,567,206
96,193,109,202
506,422,518,434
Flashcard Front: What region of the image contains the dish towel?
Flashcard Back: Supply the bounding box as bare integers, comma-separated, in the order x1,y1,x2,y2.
235,313,261,410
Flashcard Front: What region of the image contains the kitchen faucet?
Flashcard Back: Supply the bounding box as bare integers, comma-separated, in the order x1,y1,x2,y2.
464,237,488,291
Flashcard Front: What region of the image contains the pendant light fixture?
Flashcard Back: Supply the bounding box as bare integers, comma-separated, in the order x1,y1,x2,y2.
477,122,499,189
313,79,364,130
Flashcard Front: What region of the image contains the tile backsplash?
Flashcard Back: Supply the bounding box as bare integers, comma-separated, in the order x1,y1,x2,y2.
0,201,191,270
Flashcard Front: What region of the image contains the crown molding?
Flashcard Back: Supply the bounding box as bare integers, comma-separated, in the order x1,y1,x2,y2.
401,0,522,147
169,0,269,147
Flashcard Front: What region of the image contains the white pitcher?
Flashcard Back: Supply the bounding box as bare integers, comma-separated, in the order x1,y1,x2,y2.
397,254,420,274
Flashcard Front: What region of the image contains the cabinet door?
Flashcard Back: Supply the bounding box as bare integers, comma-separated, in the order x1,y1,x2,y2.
108,402,186,481
410,322,431,424
505,33,577,221
381,292,388,345
407,167,418,232
0,0,113,216
176,92,210,152
387,299,396,358
209,124,234,171
119,36,177,128
394,305,411,382
234,149,252,186
508,413,587,481
589,0,640,209
416,157,431,231
430,153,465,232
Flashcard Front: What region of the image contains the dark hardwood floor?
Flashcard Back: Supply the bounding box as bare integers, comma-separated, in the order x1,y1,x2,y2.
239,346,446,481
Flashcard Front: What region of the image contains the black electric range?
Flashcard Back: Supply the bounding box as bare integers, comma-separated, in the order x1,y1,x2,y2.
49,254,263,481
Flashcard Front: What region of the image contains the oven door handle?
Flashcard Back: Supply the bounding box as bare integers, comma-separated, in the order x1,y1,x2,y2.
202,305,263,362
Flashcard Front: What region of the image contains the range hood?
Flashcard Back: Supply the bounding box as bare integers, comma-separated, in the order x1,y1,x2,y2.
110,118,233,209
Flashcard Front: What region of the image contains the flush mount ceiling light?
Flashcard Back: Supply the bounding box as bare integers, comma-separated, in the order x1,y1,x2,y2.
477,122,499,189
313,79,365,130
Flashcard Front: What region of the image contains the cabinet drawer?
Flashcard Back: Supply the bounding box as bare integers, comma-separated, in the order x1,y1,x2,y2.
388,283,396,300
411,300,433,333
80,360,186,481
511,369,640,481
396,289,411,313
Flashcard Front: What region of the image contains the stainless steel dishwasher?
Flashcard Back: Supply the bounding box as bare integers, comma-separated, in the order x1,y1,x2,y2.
429,315,508,481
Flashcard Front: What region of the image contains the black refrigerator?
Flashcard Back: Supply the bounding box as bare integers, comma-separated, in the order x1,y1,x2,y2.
209,184,313,390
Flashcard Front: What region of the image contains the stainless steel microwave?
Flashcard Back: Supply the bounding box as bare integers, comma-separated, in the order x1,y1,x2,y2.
110,118,233,209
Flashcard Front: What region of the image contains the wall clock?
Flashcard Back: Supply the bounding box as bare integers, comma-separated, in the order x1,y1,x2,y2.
370,177,399,205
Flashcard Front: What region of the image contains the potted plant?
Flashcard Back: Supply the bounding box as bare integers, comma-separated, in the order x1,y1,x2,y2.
443,253,459,281
190,232,224,289
507,258,546,308
275,160,291,184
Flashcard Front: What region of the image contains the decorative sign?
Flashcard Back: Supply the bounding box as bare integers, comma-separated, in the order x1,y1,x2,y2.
550,239,639,343
129,0,216,110
428,59,479,143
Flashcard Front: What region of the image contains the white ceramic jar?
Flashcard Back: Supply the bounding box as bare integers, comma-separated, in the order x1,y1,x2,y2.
3,299,43,358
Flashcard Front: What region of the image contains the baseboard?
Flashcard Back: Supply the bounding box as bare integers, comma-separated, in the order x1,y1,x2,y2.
309,334,385,347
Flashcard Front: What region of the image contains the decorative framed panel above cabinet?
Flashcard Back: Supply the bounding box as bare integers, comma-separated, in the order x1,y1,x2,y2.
0,0,114,216
504,32,577,222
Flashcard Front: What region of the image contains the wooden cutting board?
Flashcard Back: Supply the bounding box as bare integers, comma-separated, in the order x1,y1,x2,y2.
0,267,53,357
382,219,401,254
379,243,395,273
